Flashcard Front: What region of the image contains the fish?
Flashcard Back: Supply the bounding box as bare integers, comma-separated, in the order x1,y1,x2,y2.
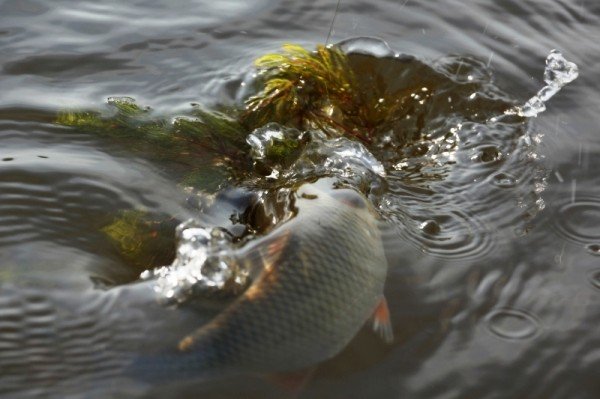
0,181,392,397
131,180,392,384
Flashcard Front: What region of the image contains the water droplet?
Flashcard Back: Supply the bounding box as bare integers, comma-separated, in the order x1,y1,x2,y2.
336,37,395,58
486,309,540,340
404,212,493,259
586,244,600,256
516,50,578,117
553,198,600,243
420,220,441,235
544,49,579,86
148,221,248,304
492,172,516,188
476,146,501,163
37,155,48,159
2,157,14,162
588,270,600,290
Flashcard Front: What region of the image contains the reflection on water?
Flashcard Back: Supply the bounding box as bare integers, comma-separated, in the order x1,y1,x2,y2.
1,0,600,398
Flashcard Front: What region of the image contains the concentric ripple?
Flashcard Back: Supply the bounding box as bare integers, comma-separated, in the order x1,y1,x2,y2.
552,197,600,243
586,244,600,256
398,209,494,259
347,40,545,260
485,308,541,340
588,270,600,291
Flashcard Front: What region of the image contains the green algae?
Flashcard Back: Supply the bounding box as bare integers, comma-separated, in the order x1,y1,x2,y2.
101,210,178,273
55,43,421,273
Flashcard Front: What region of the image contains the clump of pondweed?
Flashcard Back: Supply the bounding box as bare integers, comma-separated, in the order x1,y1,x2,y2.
57,43,420,177
101,210,179,274
57,97,250,191
57,42,421,272
241,43,434,146
242,44,368,140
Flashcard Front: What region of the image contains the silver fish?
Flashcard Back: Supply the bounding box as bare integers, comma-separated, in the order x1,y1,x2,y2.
134,181,392,380
0,181,392,397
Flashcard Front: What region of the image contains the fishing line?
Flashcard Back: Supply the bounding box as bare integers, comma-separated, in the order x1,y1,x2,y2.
326,0,342,45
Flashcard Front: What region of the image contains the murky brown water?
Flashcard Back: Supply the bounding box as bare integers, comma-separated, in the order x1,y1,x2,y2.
1,1,599,398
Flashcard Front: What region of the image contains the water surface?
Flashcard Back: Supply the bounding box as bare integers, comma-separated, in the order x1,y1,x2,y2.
1,1,599,398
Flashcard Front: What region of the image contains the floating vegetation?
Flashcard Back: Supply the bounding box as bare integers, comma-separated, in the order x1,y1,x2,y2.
242,44,364,138
55,40,578,289
101,210,179,273
55,42,451,174
57,97,250,191
55,41,512,276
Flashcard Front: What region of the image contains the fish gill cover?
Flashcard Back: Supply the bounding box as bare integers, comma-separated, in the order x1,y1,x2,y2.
56,38,577,301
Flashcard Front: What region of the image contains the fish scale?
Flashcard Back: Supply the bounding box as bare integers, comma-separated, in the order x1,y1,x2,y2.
166,184,389,377
0,183,390,397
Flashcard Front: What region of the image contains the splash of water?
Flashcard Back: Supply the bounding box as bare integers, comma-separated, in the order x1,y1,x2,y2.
514,50,579,117
246,123,304,180
144,45,575,303
246,124,386,189
148,124,387,302
285,130,386,188
141,220,249,303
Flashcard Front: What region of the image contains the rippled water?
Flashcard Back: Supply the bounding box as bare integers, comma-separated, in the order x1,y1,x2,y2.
1,1,600,398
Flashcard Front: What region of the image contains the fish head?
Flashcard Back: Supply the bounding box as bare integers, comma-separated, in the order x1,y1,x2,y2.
295,179,380,221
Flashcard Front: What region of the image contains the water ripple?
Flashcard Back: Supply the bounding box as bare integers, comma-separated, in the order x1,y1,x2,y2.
485,308,541,340
402,210,494,259
588,270,600,291
585,244,600,256
552,197,600,243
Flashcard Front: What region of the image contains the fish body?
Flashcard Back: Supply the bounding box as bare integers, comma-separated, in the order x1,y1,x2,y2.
0,181,390,397
147,181,390,378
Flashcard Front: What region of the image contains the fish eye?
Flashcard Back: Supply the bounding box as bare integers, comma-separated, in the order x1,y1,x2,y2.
330,189,367,209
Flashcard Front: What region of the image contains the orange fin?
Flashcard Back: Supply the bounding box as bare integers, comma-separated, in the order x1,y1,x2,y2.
266,368,316,397
178,331,199,352
372,297,394,344
265,228,291,260
241,228,292,280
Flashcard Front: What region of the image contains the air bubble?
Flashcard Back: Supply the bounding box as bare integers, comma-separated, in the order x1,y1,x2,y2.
477,146,502,163
585,244,600,256
336,37,395,58
492,172,516,188
420,220,441,235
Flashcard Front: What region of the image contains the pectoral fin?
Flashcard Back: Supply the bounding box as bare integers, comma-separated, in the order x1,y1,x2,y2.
239,229,292,280
265,367,316,398
372,297,394,344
